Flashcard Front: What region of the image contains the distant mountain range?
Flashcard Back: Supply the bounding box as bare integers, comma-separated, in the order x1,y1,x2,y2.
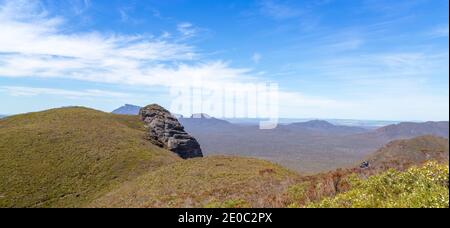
0,115,6,119
179,114,236,133
280,120,368,135
110,104,449,173
225,118,400,128
110,104,399,127
180,118,449,173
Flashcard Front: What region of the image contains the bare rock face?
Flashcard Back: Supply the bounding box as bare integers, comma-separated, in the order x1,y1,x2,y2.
139,104,203,159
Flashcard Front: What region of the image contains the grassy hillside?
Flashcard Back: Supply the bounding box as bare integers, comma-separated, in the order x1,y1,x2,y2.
1,107,448,208
282,136,450,207
0,107,180,208
366,135,449,170
89,156,300,208
309,162,449,208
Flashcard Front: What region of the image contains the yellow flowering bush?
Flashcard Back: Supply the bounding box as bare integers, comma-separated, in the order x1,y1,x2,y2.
309,162,449,208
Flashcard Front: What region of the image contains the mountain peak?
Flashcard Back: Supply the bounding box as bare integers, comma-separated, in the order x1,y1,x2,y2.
290,120,336,129
190,113,212,119
112,104,141,115
303,120,335,127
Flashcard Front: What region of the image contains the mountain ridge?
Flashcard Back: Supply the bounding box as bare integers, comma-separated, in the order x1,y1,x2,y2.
365,135,449,170
372,121,449,139
282,120,369,135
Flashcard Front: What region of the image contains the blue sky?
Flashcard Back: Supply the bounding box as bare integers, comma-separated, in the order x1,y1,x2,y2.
0,0,448,121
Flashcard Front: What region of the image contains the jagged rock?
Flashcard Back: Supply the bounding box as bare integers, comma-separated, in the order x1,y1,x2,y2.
139,104,203,159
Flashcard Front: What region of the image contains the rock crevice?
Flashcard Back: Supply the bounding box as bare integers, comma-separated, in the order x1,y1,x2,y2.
140,104,203,159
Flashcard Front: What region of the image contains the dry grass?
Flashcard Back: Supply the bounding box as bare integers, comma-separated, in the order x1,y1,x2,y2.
89,156,301,208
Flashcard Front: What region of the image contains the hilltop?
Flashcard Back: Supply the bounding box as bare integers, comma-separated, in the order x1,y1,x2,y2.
0,107,180,207
366,135,449,170
371,121,449,140
0,107,302,208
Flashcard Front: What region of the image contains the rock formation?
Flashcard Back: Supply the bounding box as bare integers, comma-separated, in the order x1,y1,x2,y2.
139,104,203,159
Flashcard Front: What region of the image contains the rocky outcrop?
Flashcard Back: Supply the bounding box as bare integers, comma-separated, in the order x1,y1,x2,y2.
139,104,203,159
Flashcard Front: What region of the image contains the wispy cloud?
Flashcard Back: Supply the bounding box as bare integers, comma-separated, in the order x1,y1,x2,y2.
259,0,303,20
118,8,129,22
71,0,91,15
428,25,449,38
362,0,425,14
0,1,258,90
0,1,344,117
251,53,262,64
177,22,199,39
0,1,248,89
117,3,144,24
0,86,131,99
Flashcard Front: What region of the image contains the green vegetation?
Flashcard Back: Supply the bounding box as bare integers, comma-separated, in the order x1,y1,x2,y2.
0,107,180,208
90,156,299,208
285,183,309,208
309,162,449,208
1,107,448,208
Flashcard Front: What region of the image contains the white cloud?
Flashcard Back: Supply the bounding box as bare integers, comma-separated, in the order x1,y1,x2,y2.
0,86,131,99
0,1,256,89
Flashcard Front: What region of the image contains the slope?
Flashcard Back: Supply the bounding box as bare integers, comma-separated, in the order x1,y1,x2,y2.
0,107,180,208
366,135,449,170
89,156,300,208
310,162,449,208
